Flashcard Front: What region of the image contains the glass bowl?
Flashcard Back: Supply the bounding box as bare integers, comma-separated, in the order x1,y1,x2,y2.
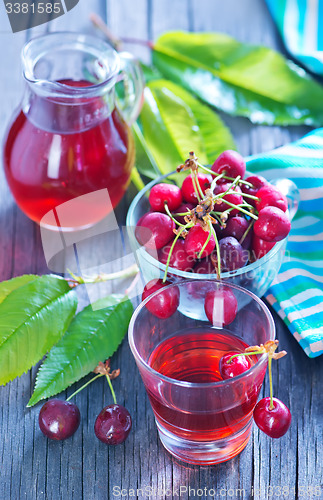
126,171,299,299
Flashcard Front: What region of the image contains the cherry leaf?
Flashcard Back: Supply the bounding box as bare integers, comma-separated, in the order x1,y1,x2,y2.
0,275,77,386
153,31,323,126
27,294,133,406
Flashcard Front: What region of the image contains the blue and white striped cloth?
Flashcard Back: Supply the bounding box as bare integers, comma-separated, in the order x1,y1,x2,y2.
265,0,323,75
247,129,323,358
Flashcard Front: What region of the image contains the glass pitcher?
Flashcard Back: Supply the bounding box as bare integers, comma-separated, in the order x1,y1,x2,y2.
3,32,144,230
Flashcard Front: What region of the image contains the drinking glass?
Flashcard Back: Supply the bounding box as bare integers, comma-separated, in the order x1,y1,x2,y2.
128,279,275,465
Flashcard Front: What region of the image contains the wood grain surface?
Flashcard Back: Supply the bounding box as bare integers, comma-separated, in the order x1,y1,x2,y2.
0,1,322,499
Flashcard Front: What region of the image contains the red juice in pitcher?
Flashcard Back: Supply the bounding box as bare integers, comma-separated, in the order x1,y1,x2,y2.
3,33,144,230
3,80,135,228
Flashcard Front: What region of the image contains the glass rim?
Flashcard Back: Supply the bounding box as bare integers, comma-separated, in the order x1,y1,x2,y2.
22,32,120,97
128,278,275,389
126,170,287,279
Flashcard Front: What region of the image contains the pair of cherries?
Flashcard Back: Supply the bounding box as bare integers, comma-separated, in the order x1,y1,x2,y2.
38,362,132,444
219,350,291,439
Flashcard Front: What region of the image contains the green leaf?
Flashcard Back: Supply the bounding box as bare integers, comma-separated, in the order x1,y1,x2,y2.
28,294,133,406
0,275,77,386
153,31,323,126
139,78,236,178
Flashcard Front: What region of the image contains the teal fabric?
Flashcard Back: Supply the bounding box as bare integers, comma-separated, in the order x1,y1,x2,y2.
265,0,323,75
247,129,323,358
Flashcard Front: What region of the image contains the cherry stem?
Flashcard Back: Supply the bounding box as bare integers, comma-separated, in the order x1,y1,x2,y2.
106,373,117,405
66,373,103,402
268,355,274,410
239,219,254,245
163,224,191,282
164,203,188,227
220,199,258,220
191,170,202,203
227,351,263,363
67,263,139,285
194,170,205,199
239,192,259,201
209,220,221,278
197,161,255,188
197,225,212,259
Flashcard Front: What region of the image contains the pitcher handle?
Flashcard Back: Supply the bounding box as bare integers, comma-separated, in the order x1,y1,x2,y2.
116,52,145,125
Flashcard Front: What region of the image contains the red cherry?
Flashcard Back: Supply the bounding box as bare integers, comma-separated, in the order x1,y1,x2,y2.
221,216,249,241
213,183,243,215
204,287,238,326
219,352,252,379
253,397,291,438
255,185,288,212
211,150,246,179
149,183,183,212
142,279,180,319
241,175,267,206
39,399,81,440
172,202,195,225
251,234,276,259
181,173,211,204
158,238,195,272
94,404,132,445
184,224,216,259
135,212,175,250
254,207,291,242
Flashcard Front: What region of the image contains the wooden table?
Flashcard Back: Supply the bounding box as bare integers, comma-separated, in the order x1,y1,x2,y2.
0,1,322,499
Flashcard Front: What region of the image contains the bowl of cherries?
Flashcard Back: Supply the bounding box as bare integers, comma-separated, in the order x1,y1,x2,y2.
127,150,299,300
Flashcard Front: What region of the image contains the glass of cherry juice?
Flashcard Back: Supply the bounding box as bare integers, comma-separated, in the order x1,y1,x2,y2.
128,279,275,465
3,32,143,231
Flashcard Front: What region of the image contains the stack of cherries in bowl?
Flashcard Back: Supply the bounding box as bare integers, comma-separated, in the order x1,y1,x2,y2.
134,150,291,285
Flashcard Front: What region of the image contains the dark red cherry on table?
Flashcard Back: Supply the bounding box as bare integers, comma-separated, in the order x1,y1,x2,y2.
135,212,175,250
181,173,211,204
219,352,252,380
142,279,180,319
255,185,288,212
211,150,246,179
184,224,215,259
251,234,276,259
149,183,183,212
94,404,132,445
158,238,195,272
253,397,291,438
204,287,238,326
254,206,291,242
39,399,81,440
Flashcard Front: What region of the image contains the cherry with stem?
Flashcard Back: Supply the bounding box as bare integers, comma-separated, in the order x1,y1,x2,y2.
222,340,291,438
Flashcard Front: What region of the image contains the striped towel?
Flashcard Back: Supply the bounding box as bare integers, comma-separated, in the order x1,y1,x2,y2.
265,0,323,75
247,129,323,358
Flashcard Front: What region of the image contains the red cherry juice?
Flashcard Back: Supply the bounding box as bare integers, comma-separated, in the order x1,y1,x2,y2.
147,328,264,441
3,80,135,227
